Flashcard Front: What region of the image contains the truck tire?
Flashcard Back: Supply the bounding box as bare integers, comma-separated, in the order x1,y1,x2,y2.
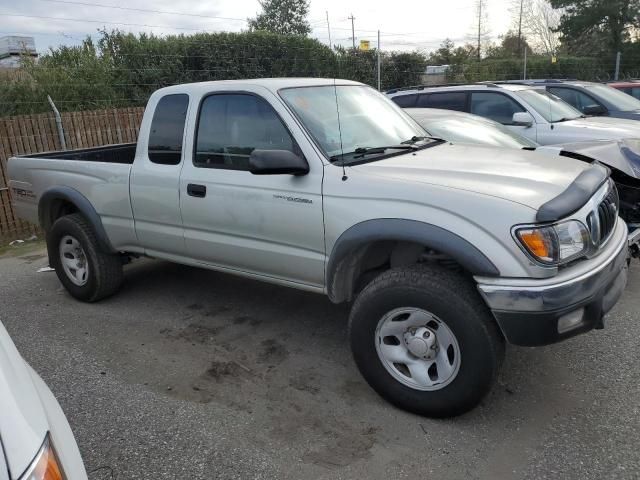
47,213,123,302
348,264,504,418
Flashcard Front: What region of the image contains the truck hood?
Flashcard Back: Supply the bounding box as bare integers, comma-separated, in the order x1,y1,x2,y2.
560,116,640,138
538,138,640,178
356,143,589,210
0,321,49,479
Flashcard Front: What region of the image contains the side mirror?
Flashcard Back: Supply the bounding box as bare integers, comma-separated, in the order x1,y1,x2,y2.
583,104,607,116
249,149,309,176
512,112,534,127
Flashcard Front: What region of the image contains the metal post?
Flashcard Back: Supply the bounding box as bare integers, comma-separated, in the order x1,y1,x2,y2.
615,51,621,81
349,14,356,49
377,30,381,91
47,95,66,150
523,47,527,80
326,11,332,50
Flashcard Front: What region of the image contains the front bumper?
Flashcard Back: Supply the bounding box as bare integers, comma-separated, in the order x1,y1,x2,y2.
477,220,629,346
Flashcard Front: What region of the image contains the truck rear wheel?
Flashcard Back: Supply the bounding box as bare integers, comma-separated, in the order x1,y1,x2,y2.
348,264,504,418
47,213,123,302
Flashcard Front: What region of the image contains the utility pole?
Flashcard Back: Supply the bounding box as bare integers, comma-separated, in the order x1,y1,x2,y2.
523,46,527,80
517,0,524,56
326,10,332,50
348,13,356,49
377,29,381,91
477,1,482,61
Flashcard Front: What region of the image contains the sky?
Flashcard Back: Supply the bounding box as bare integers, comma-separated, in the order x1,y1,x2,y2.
0,0,515,55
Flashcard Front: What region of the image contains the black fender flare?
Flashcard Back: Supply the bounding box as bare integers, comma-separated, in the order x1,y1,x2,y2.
326,219,500,303
38,186,116,253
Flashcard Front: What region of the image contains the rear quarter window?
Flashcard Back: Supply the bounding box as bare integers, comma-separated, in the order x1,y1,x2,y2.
148,94,189,165
391,94,418,108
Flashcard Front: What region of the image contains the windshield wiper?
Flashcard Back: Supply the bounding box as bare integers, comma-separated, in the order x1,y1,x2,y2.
330,144,417,162
553,117,578,123
401,135,444,144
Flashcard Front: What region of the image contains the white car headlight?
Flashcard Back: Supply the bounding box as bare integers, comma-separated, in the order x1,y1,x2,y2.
515,220,590,265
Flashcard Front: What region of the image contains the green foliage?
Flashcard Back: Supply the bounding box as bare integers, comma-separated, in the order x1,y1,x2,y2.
485,31,533,58
428,39,477,65
248,0,311,36
451,55,608,83
550,0,640,53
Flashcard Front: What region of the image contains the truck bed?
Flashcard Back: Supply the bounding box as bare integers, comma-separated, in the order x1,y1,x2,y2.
21,143,136,164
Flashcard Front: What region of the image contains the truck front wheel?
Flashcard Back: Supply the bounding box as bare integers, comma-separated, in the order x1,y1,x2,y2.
47,213,123,302
348,264,504,417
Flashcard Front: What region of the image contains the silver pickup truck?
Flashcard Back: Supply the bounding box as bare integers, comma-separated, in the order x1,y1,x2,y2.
8,78,630,417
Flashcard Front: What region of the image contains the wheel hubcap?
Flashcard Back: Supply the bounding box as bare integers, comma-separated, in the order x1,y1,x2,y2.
375,307,461,391
59,235,89,286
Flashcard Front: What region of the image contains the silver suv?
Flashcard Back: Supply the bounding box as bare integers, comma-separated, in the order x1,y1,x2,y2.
387,83,640,145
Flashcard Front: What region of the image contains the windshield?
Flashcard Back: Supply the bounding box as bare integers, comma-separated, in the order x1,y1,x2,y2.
413,113,538,148
586,84,640,112
516,88,583,123
279,85,428,160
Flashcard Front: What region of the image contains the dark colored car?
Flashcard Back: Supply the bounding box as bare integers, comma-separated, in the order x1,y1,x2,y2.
505,80,640,120
608,81,640,101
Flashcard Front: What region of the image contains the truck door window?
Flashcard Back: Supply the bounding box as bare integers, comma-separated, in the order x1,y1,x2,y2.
470,92,525,124
418,92,467,111
195,94,295,170
148,94,189,165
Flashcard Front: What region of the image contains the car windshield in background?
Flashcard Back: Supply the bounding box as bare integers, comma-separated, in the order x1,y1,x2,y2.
417,115,538,148
586,84,640,112
517,88,583,123
279,85,431,161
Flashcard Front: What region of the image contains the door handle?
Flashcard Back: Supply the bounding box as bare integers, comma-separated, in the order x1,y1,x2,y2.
187,183,207,198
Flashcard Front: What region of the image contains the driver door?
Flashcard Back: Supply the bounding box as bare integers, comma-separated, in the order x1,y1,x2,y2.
179,88,326,288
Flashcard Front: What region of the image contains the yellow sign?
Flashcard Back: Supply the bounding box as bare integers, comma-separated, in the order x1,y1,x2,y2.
360,40,370,51
551,56,557,63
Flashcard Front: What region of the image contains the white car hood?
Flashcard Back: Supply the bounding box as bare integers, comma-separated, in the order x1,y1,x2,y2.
0,322,48,479
356,143,590,211
560,116,640,138
538,138,640,178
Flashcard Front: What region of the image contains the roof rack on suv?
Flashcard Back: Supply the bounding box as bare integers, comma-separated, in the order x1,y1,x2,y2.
386,82,502,94
493,79,577,85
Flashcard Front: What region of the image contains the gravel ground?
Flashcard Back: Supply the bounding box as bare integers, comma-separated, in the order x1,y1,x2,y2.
1,243,639,479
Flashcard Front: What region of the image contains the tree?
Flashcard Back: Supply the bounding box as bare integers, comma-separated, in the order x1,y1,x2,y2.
549,0,640,53
518,0,561,56
471,0,491,60
485,30,532,58
248,0,311,36
428,39,477,65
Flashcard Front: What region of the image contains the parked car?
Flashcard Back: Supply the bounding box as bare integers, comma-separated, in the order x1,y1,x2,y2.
608,80,640,101
8,79,630,417
0,320,87,480
387,83,640,145
407,107,640,226
499,80,640,120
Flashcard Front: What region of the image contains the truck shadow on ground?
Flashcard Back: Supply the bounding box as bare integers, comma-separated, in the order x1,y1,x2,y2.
70,258,626,472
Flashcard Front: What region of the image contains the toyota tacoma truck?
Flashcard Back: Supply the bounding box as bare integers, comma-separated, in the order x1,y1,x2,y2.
8,79,630,417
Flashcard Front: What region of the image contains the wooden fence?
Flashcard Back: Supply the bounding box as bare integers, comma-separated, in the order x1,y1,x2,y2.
0,106,144,242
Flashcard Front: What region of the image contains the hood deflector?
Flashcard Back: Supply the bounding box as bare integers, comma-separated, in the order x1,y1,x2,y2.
536,164,609,222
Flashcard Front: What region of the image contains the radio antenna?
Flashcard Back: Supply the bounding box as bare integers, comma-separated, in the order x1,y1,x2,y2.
332,77,347,181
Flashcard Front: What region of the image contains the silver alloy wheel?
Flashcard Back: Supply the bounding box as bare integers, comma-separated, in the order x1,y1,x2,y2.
59,235,89,286
375,307,461,391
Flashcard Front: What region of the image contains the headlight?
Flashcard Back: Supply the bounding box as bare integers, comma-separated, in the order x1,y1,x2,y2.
515,220,590,265
20,435,65,480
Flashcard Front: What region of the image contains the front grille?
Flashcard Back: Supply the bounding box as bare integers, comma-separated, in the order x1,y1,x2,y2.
588,182,619,246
